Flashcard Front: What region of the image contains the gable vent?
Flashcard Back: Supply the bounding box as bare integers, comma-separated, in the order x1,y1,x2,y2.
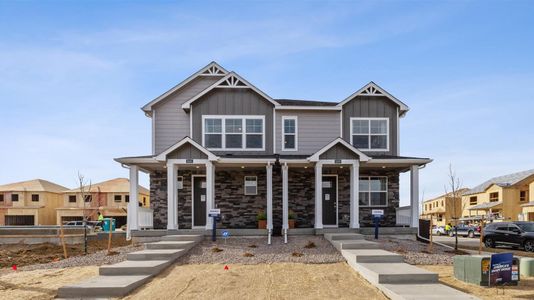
217,75,247,88
201,65,226,76
360,85,383,96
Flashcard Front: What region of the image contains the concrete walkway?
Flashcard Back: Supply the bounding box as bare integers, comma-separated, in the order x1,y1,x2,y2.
325,233,478,300
57,234,203,298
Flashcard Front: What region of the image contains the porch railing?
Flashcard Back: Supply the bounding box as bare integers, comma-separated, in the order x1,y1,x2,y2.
138,207,154,229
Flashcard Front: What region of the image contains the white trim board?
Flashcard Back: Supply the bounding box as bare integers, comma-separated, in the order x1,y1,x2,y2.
337,81,409,116
155,137,219,161
308,137,370,162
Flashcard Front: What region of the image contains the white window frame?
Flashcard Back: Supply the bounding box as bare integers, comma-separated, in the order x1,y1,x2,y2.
350,117,389,151
282,116,298,151
202,115,265,151
359,176,388,207
244,176,258,195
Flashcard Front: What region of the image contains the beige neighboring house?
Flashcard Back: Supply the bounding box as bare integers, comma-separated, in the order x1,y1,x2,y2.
56,178,150,228
0,179,68,225
461,169,534,222
421,188,469,227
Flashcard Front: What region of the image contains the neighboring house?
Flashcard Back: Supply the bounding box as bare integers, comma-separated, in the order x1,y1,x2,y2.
420,188,469,227
57,178,149,228
115,61,431,236
0,179,68,225
461,169,534,222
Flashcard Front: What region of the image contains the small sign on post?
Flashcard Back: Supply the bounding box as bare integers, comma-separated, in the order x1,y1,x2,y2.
222,230,229,244
209,209,221,242
372,210,384,239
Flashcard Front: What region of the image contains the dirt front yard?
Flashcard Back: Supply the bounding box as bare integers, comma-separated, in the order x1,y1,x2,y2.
124,262,387,300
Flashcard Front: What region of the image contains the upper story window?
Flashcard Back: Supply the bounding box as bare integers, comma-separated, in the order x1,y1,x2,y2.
489,192,499,202
125,195,130,203
31,194,39,202
11,194,19,202
0,194,4,202
359,176,387,207
114,195,122,202
282,116,297,151
68,195,77,203
469,196,477,205
203,115,264,151
350,118,389,151
84,195,92,203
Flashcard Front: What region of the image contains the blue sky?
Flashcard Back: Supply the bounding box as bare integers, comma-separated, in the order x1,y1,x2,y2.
1,1,533,205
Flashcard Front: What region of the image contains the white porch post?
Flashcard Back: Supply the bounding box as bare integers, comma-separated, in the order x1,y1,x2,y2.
127,165,139,240
266,163,273,244
205,161,214,230
315,162,323,229
410,165,420,228
282,163,289,243
167,163,178,230
350,161,360,229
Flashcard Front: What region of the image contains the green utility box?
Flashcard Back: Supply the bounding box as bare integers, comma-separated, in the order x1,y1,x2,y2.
520,257,534,277
454,255,520,286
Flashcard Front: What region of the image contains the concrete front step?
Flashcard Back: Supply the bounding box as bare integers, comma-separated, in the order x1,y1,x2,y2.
161,234,204,242
145,240,195,250
324,233,364,241
381,283,478,300
99,260,170,276
57,275,151,298
127,248,185,261
356,263,439,284
331,239,380,251
342,249,404,263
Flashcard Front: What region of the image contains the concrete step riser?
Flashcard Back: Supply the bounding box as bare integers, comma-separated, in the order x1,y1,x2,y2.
145,243,193,250
355,256,404,263
378,273,439,284
161,235,203,242
334,242,380,250
99,263,170,276
127,251,184,261
57,276,151,298
326,234,364,241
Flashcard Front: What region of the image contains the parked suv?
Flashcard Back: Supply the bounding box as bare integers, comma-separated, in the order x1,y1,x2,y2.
483,221,534,252
449,224,480,238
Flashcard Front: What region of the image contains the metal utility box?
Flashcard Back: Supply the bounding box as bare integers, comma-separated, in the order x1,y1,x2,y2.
454,255,520,286
102,218,116,232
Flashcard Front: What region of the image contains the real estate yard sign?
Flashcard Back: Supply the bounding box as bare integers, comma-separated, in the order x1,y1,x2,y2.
489,253,513,286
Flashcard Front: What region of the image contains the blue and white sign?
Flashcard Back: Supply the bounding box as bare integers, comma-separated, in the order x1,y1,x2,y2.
222,230,230,238
208,209,221,217
489,252,513,286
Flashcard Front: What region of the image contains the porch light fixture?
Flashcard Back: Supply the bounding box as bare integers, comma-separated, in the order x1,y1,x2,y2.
196,166,200,169
163,165,167,169
339,166,343,169
241,166,245,169
382,166,386,169
304,166,308,169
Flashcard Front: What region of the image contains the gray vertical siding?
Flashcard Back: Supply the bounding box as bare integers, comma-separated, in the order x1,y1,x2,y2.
153,76,221,154
191,88,274,155
319,143,359,160
341,96,398,156
275,110,341,155
167,143,208,160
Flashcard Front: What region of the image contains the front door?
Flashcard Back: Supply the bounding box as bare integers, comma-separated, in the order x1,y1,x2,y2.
322,176,337,226
193,176,206,227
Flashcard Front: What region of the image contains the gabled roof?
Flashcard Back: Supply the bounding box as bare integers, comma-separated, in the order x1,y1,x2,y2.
66,178,149,194
141,61,228,114
337,81,410,116
464,169,534,196
423,188,470,203
181,72,280,110
155,136,218,161
308,138,370,162
0,179,68,193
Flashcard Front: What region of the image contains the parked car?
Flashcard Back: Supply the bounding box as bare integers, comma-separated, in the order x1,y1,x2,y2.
483,221,534,252
449,224,480,238
432,226,446,236
64,220,101,229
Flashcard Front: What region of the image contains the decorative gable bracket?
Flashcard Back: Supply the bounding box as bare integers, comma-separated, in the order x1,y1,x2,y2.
216,75,247,88
360,85,383,96
201,65,226,76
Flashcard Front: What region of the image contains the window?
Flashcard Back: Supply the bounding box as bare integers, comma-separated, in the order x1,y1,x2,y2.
125,195,130,203
177,176,184,190
0,194,4,202
489,192,499,202
84,195,92,203
114,195,122,202
282,116,297,151
203,116,264,150
441,200,444,206
11,194,19,202
350,118,388,151
68,195,77,203
469,196,477,205
143,198,147,206
244,176,258,195
520,191,528,202
437,214,443,222
359,176,387,206
31,194,39,202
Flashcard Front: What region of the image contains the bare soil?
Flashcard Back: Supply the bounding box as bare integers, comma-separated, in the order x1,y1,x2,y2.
124,262,387,300
420,265,534,300
0,238,131,268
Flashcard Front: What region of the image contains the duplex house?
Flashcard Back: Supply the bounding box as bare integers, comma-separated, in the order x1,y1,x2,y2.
0,179,68,225
115,62,431,239
57,178,150,228
462,169,534,222
420,188,469,227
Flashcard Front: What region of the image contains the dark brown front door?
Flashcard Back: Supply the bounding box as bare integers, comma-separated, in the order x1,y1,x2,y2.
322,176,337,226
193,176,206,227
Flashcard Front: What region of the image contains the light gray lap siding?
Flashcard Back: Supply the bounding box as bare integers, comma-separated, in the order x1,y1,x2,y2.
276,110,340,155
191,88,274,155
153,76,221,154
341,96,398,156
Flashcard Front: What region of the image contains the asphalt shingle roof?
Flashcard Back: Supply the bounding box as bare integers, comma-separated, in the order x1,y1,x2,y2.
275,99,337,106
464,169,534,195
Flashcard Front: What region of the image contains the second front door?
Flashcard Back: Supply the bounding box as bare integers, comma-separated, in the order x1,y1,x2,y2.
193,176,206,227
322,175,337,226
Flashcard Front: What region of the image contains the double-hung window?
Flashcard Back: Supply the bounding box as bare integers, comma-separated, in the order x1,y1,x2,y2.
244,176,258,195
489,192,499,202
282,116,297,151
359,176,387,206
203,116,264,150
350,118,389,151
